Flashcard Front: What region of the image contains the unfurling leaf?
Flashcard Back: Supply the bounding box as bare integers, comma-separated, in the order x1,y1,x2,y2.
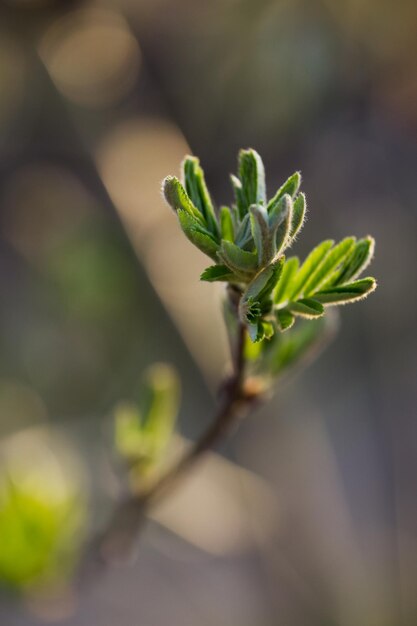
273,195,293,256
234,213,252,247
274,257,299,304
275,309,295,331
268,193,291,231
288,298,324,318
244,258,285,305
314,277,377,305
267,171,301,212
327,236,375,287
177,210,219,260
220,206,235,242
230,174,246,218
219,240,258,276
303,237,356,296
200,264,236,282
288,240,334,300
183,156,219,237
238,149,266,213
290,192,306,239
250,204,272,266
163,176,203,223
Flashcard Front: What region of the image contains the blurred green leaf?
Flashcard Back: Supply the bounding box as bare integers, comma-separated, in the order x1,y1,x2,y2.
115,363,180,477
0,434,85,591
114,403,144,461
264,315,336,378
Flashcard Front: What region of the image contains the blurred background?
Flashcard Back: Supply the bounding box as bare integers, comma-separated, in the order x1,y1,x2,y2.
0,0,416,624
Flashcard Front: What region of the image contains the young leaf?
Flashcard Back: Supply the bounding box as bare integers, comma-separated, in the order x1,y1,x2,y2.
267,171,301,212
274,195,293,256
220,206,235,242
218,240,258,276
238,149,266,212
200,264,236,282
314,277,377,305
329,236,375,286
230,174,246,219
288,298,324,318
275,309,295,331
290,192,306,239
303,237,356,296
288,240,334,300
183,156,219,237
250,204,272,266
268,193,291,231
177,210,220,260
244,257,285,304
234,213,252,247
163,176,204,224
274,257,300,304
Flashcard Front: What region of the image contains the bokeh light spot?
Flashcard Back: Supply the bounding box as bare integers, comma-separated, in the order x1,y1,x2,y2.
39,9,141,108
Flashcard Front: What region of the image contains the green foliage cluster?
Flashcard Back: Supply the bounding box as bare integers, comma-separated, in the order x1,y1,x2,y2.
163,149,376,342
